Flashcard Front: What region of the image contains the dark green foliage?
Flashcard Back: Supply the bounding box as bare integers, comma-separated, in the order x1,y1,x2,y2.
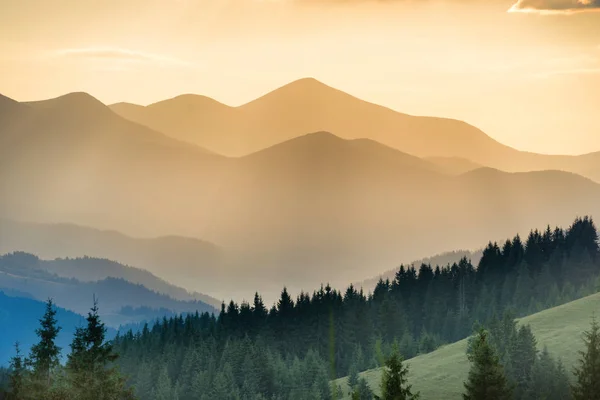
66,298,134,400
525,347,572,400
463,329,511,400
108,217,600,398
572,318,600,400
7,343,25,400
483,313,571,400
380,345,419,400
28,298,62,394
4,299,135,400
506,325,538,398
352,378,374,400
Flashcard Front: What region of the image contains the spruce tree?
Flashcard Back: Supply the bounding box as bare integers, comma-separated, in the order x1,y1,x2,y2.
380,344,418,400
351,377,374,400
29,298,61,392
463,329,511,400
347,363,359,390
572,318,600,400
8,342,26,400
67,298,135,400
506,325,537,398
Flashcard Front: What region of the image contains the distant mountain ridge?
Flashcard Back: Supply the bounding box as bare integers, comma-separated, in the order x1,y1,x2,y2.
0,252,217,327
0,218,222,304
109,77,600,183
3,89,600,300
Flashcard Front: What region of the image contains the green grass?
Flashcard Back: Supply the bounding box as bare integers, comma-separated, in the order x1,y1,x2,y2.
334,292,600,399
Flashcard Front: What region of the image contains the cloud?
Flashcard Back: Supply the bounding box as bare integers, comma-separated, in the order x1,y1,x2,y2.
55,47,192,67
509,0,600,14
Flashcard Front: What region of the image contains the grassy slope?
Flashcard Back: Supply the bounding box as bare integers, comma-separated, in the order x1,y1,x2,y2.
334,292,600,399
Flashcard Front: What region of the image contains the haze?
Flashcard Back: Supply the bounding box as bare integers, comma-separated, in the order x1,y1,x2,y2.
1,0,600,155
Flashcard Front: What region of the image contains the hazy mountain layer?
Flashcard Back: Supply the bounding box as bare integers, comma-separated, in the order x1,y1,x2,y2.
110,78,600,182
3,91,600,301
0,252,216,327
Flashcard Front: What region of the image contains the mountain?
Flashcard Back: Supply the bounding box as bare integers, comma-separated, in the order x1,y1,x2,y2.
0,252,217,327
0,219,222,305
109,78,600,183
4,90,600,300
0,91,229,239
0,291,118,365
334,291,600,399
425,157,482,175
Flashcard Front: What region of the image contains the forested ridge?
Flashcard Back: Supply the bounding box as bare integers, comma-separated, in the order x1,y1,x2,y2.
107,216,600,399
1,216,599,399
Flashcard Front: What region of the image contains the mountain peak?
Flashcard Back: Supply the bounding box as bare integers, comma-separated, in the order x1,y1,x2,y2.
25,92,113,120
149,93,229,110
274,77,335,94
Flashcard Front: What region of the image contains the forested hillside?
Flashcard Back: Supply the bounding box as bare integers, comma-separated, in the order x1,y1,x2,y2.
111,216,600,399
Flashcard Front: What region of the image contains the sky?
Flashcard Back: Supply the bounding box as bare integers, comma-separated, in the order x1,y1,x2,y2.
1,0,599,155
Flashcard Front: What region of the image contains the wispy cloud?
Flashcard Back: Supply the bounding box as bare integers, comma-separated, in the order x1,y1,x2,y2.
55,47,192,67
509,0,600,14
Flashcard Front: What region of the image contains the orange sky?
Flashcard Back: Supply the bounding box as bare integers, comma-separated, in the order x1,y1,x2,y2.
1,0,599,155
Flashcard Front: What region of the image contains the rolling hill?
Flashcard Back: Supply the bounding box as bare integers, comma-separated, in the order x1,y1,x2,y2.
334,291,600,399
109,78,600,183
0,218,222,305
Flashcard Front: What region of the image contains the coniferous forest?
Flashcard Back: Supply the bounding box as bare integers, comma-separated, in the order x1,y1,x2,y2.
2,216,600,399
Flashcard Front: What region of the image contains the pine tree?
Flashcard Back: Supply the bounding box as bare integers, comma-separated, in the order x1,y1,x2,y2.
554,359,572,400
351,377,374,400
67,298,135,400
8,342,26,400
347,363,359,390
463,329,511,400
153,366,176,400
572,318,600,400
380,344,419,400
506,325,537,398
134,362,154,400
29,298,61,393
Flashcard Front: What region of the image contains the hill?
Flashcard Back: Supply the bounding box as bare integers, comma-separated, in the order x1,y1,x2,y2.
0,219,222,306
334,292,600,399
109,78,600,182
0,252,217,327
425,156,483,175
0,291,118,365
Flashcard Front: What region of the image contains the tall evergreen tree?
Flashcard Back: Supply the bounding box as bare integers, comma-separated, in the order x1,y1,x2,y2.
572,318,600,400
66,298,134,400
351,377,374,400
8,342,26,400
463,329,511,400
380,344,419,400
28,298,61,391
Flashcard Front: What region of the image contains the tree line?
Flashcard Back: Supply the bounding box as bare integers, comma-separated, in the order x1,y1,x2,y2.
2,216,600,399
464,315,600,400
109,216,600,398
